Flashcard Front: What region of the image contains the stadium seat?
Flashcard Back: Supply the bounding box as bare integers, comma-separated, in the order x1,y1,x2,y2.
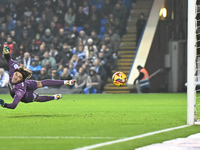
100,27,105,34
101,19,107,26
98,34,104,39
76,27,84,32
69,27,73,31
94,3,103,10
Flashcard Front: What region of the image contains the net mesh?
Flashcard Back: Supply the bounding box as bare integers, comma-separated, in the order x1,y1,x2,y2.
195,3,200,122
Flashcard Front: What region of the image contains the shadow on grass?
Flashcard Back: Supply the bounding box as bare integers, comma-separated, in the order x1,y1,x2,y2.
8,114,78,118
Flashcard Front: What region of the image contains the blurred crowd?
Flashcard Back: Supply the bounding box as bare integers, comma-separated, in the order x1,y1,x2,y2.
0,0,130,93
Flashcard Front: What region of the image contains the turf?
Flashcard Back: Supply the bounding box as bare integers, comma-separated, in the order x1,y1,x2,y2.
0,93,199,150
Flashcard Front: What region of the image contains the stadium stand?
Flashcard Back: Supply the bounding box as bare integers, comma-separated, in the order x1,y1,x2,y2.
0,0,132,94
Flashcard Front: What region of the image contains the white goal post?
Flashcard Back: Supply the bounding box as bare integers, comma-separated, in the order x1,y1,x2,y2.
187,0,196,125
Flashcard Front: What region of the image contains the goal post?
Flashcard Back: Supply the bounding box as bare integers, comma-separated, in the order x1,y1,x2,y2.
187,0,196,125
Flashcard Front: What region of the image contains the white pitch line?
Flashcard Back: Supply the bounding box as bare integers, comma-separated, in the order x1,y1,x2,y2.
0,136,118,140
73,125,190,150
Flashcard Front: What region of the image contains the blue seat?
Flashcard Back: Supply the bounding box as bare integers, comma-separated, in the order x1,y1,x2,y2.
76,27,84,32
101,19,107,26
98,34,104,39
69,27,73,31
94,3,103,10
100,27,105,34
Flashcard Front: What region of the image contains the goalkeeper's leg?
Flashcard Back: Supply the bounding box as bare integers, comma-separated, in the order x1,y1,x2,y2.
35,94,62,102
36,79,76,88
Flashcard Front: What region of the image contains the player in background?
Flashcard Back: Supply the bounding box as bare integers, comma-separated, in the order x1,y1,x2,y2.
0,46,76,109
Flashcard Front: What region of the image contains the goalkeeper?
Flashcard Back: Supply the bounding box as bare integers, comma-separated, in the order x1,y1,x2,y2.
0,46,76,109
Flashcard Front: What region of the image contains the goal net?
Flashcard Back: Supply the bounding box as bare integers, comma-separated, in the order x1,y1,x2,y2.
187,0,199,125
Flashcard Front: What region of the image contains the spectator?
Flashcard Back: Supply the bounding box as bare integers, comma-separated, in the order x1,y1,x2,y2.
29,39,40,57
37,67,51,81
82,61,90,74
68,62,77,78
83,22,92,36
51,70,60,85
22,52,32,69
14,20,23,38
82,0,90,16
76,30,88,45
57,63,64,78
70,54,83,71
72,26,79,39
93,58,107,92
64,7,76,27
90,30,101,49
35,34,41,46
20,28,31,50
37,43,46,60
105,14,120,34
89,5,101,21
10,30,20,45
117,0,128,18
0,7,6,24
36,24,45,37
1,23,8,35
104,28,121,46
76,42,85,60
113,3,126,24
101,35,118,59
6,15,15,31
0,31,7,46
52,37,63,52
71,1,78,14
101,0,113,19
44,7,53,26
57,28,67,45
49,45,59,63
113,2,127,36
58,43,73,66
41,28,54,50
0,54,8,71
84,67,101,94
49,21,59,37
4,36,19,59
75,67,87,89
75,6,87,26
26,22,35,39
52,14,62,29
100,44,116,70
88,15,100,34
84,38,98,59
63,23,71,35
60,67,73,80
136,13,146,45
0,68,9,88
66,31,76,48
29,58,41,79
41,51,57,70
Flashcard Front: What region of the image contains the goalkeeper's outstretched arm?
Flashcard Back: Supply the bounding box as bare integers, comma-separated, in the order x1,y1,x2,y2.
3,45,11,63
0,91,24,109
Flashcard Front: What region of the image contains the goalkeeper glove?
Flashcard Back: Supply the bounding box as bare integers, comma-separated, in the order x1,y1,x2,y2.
0,99,5,107
3,45,10,54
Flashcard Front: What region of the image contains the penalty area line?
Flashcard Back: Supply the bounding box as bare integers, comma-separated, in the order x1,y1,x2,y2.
73,125,190,150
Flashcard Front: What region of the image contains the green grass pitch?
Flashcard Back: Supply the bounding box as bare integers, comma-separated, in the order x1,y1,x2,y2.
0,93,200,150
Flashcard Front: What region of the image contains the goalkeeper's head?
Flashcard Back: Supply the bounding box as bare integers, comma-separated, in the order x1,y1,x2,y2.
12,64,32,84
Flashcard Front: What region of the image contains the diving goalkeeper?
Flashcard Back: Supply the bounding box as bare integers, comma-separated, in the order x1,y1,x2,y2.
0,46,76,109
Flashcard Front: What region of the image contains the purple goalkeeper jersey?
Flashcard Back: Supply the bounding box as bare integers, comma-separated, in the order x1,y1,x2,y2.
4,54,38,109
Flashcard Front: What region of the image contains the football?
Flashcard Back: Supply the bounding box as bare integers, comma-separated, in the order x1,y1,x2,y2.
112,71,127,86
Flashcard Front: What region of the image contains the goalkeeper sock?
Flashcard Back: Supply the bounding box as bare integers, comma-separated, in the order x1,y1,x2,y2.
38,96,54,102
41,79,64,87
